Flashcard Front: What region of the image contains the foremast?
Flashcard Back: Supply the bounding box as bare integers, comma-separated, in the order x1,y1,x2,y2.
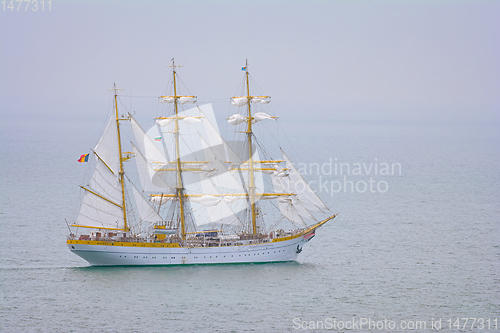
72,84,130,232
112,83,129,232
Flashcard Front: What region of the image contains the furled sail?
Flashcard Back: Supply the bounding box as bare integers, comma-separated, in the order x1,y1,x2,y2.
253,112,273,123
228,112,274,125
178,96,197,104
159,96,197,104
227,113,246,126
159,96,175,103
230,97,248,107
230,96,270,107
251,96,270,104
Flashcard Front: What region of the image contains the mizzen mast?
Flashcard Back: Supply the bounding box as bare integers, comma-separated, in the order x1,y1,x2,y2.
171,59,187,240
243,61,258,235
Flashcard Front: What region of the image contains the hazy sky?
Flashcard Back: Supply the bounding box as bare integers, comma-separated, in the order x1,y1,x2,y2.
1,0,499,123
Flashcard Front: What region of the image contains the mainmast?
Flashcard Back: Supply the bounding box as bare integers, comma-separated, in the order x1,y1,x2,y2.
171,59,187,241
244,60,258,235
112,83,129,232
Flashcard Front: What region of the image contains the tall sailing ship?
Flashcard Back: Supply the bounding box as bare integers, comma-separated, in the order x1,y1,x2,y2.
67,60,336,266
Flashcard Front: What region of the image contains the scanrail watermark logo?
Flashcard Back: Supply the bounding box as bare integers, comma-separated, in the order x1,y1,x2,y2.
297,158,402,195
292,317,499,331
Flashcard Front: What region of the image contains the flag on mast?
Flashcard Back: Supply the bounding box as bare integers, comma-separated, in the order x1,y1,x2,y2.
78,153,89,163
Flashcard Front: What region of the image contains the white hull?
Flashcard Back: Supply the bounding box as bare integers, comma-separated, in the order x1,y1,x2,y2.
68,236,309,266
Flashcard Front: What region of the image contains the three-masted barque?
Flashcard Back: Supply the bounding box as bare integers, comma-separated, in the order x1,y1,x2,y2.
67,60,336,266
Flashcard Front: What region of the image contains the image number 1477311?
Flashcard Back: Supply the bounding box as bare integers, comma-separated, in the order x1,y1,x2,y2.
1,0,51,11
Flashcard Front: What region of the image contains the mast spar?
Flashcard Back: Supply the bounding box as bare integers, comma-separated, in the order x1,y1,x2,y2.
244,60,258,235
112,83,129,232
170,59,187,241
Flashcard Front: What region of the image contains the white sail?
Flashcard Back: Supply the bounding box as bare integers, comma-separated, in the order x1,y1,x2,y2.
279,178,315,220
231,96,270,106
282,152,328,212
130,115,168,162
130,115,178,189
198,135,246,225
146,124,169,161
130,184,164,225
271,171,307,226
159,96,175,103
228,114,246,126
183,116,202,124
88,158,123,204
156,118,173,127
230,97,248,107
154,104,247,226
182,138,244,226
74,151,125,230
131,143,173,192
74,114,127,230
238,149,265,197
253,112,273,123
94,116,120,174
159,96,197,104
178,96,197,104
198,132,244,192
75,190,125,229
188,196,244,227
251,96,270,104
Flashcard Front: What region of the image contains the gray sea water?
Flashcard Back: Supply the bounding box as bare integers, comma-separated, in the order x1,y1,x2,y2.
1,116,499,332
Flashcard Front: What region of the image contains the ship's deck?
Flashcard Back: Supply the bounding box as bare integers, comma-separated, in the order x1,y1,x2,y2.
67,230,303,248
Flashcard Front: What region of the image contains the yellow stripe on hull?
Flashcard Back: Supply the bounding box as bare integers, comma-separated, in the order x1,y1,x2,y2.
67,240,180,248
